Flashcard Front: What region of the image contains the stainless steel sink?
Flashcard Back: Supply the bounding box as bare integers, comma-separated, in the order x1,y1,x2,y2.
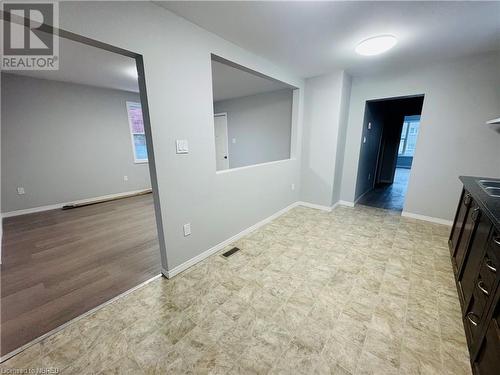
479,180,500,189
479,180,500,197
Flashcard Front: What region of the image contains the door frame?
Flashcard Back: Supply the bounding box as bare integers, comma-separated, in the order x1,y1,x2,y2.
214,112,229,169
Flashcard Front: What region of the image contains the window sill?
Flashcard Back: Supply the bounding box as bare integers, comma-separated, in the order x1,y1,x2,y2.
216,158,296,175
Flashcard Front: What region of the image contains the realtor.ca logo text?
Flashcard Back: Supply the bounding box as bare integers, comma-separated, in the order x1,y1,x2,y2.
1,1,59,70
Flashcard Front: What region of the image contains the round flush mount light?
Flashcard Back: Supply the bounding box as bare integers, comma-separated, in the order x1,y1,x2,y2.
355,35,397,56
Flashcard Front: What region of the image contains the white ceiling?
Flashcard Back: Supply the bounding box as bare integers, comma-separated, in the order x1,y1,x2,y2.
212,59,291,102
4,35,139,92
6,2,499,91
158,1,500,78
6,33,290,99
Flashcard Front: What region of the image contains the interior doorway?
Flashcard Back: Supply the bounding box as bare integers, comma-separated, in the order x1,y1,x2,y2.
355,95,424,211
214,113,229,170
0,18,167,361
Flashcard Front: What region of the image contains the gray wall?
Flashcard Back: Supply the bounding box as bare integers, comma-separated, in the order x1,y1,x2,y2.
300,71,352,207
214,89,293,169
1,74,151,213
331,73,352,204
60,2,305,272
341,52,500,221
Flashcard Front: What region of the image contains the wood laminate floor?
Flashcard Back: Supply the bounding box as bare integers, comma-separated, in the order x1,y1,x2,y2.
0,194,161,357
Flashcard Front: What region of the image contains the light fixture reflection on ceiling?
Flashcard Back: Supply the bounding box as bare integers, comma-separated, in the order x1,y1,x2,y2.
355,35,397,56
125,66,138,79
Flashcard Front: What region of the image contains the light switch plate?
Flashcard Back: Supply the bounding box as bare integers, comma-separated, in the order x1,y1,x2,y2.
183,223,191,236
176,139,189,154
368,122,372,130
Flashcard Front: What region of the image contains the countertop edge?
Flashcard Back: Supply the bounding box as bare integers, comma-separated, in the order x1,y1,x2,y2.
459,176,500,233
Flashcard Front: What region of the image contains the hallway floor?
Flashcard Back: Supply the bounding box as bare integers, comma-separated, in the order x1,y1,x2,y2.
0,205,470,375
357,168,411,211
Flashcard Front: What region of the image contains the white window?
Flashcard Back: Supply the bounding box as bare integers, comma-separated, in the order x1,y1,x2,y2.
126,101,148,163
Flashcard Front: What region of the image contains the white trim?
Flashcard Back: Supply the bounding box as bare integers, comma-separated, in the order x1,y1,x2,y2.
166,200,355,278
297,201,332,212
338,200,355,207
215,158,295,175
401,211,453,226
0,274,161,364
165,202,300,278
1,189,152,218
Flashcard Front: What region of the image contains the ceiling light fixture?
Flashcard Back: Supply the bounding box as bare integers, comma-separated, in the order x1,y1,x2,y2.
355,35,397,56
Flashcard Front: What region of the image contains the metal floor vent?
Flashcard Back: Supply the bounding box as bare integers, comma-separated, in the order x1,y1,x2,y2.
222,247,240,258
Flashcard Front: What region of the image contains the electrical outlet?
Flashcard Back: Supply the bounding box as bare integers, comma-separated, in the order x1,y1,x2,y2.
183,223,191,237
368,122,372,130
123,176,128,181
291,183,295,191
17,187,25,195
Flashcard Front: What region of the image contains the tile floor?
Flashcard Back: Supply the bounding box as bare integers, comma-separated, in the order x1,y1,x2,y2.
357,168,410,211
0,205,472,375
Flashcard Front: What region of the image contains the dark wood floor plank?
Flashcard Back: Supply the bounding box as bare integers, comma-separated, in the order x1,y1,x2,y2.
0,194,161,356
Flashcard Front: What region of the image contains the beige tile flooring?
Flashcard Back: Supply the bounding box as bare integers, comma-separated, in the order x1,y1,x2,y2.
1,205,472,374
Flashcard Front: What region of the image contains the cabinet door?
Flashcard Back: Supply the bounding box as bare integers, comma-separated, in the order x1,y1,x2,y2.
459,215,493,304
453,201,480,275
449,189,472,255
473,302,500,375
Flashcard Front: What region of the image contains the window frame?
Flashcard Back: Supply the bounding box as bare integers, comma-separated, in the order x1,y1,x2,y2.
126,101,148,164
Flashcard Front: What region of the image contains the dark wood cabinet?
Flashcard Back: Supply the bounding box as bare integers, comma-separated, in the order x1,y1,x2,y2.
459,212,493,306
453,200,480,275
450,190,472,254
449,188,500,375
473,287,500,374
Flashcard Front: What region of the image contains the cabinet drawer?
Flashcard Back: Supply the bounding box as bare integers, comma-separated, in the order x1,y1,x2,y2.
487,231,500,253
478,250,498,296
465,287,489,343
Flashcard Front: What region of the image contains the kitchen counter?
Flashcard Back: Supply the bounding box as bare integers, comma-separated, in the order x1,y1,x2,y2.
459,176,500,232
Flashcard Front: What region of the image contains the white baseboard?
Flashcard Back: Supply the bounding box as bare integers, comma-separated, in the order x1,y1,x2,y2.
166,199,363,278
165,202,300,278
297,201,332,212
401,211,453,226
338,200,355,207
1,189,152,218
